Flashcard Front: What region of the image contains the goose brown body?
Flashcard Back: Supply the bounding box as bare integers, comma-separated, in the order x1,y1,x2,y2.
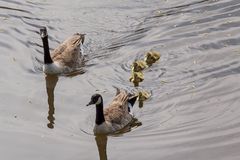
104,90,131,122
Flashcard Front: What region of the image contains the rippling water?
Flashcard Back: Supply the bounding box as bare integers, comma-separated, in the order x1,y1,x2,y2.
0,0,240,159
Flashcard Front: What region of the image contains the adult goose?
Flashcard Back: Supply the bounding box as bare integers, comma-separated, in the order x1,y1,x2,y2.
40,27,85,74
87,88,138,134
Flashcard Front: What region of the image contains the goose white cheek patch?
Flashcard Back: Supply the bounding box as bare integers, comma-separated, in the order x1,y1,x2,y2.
96,97,102,105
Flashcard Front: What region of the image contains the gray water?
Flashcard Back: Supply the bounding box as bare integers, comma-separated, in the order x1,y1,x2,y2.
0,0,240,159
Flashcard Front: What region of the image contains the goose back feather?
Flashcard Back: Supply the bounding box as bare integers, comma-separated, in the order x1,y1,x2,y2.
51,33,84,68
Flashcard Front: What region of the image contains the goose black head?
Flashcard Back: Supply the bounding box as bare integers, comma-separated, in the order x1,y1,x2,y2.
87,94,102,106
80,34,85,44
40,27,48,38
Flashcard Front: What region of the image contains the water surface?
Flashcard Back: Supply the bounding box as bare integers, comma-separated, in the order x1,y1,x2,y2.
0,0,240,159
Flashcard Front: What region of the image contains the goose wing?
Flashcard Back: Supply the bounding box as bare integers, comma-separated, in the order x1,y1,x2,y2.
104,90,130,124
51,33,84,67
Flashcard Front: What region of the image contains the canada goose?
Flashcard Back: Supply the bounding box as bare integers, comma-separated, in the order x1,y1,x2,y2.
40,27,85,74
86,89,138,134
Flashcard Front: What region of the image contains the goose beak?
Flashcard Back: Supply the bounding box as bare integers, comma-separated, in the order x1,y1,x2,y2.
86,101,94,106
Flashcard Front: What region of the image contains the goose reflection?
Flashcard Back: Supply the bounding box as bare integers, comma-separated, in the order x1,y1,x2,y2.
95,135,108,160
44,69,85,129
45,74,59,129
94,118,142,160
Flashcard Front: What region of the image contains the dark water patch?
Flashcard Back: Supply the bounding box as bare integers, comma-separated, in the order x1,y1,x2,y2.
0,6,31,14
17,16,45,28
174,61,240,83
25,0,47,7
175,10,240,29
198,37,240,50
163,0,211,10
172,21,240,39
106,27,151,52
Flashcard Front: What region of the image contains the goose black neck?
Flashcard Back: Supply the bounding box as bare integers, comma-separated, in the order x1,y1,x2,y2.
41,35,53,64
95,100,105,125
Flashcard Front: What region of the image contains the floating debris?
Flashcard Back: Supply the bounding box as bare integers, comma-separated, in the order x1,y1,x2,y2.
156,10,167,17
131,60,148,72
144,51,160,66
129,72,144,87
191,20,197,23
160,80,168,84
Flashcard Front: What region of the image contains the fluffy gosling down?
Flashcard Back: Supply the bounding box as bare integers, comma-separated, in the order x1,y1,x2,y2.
87,89,138,134
129,71,144,87
40,27,85,74
131,60,148,72
144,51,160,66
